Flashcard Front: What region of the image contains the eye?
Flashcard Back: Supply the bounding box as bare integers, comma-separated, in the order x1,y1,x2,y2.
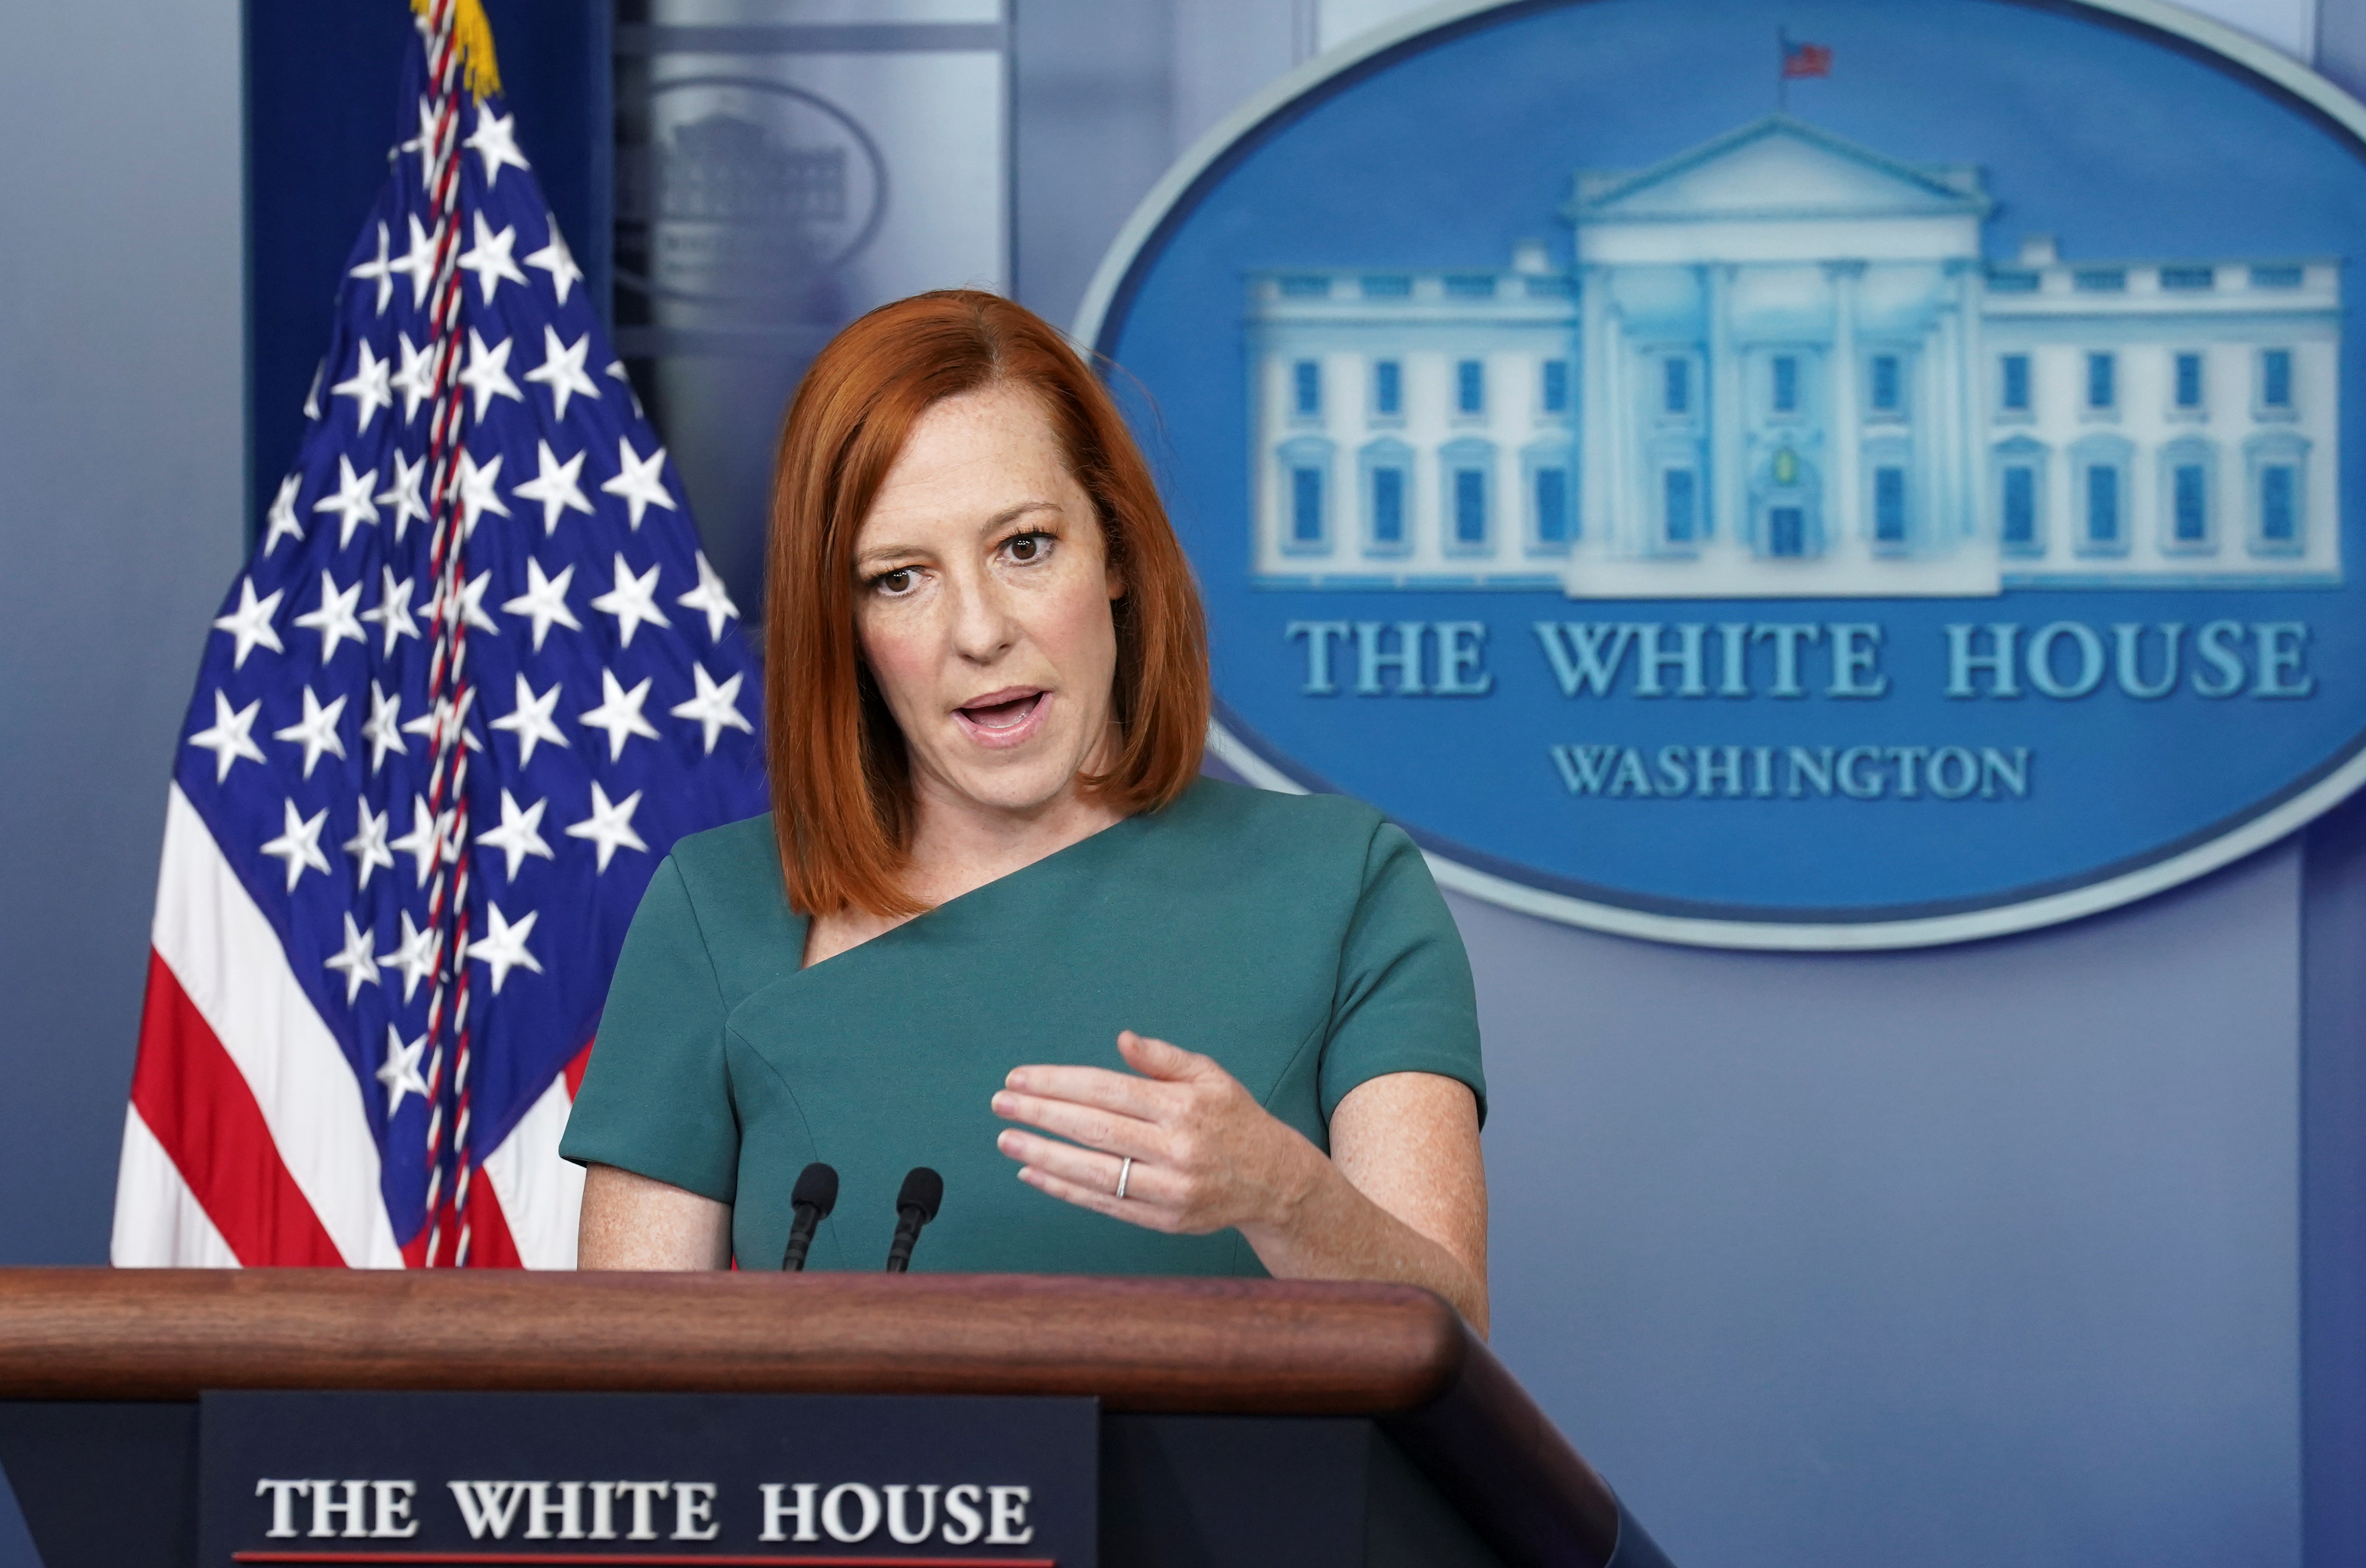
1004,530,1054,564
869,566,918,597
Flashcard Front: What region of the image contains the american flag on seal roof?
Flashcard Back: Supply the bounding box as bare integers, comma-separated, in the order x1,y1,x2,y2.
112,0,768,1269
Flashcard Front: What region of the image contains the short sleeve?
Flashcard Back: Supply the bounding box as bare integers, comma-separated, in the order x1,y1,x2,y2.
559,857,742,1202
1317,822,1487,1126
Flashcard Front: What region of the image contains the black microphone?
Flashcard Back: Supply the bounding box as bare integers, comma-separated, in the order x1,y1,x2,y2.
779,1162,838,1272
883,1167,944,1273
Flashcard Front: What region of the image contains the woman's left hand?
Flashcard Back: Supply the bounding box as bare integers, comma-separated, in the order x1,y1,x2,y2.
992,1030,1321,1234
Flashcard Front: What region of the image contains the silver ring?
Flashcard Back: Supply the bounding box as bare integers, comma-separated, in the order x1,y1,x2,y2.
1115,1156,1133,1201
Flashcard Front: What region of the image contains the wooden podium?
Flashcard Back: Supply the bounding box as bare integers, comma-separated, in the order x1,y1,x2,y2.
0,1270,1671,1568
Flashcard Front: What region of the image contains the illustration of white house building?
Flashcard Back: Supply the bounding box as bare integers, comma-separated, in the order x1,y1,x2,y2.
1247,115,2342,596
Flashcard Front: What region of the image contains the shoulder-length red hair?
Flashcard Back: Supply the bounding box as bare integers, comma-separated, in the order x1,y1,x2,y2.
765,289,1210,918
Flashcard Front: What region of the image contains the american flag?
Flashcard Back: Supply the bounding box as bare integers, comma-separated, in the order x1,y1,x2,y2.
112,0,767,1269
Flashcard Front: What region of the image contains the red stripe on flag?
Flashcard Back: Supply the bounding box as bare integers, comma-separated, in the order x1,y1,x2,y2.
130,949,346,1267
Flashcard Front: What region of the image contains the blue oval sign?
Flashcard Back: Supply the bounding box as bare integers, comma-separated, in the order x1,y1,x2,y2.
1081,0,2366,948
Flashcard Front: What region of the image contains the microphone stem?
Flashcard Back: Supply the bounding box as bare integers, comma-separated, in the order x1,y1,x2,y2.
885,1212,922,1273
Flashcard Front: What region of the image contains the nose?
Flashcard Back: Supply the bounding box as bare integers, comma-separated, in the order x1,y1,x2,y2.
945,569,1020,665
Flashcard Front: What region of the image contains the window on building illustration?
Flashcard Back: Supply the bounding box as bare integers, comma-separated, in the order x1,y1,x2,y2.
2086,352,2116,411
2174,353,2204,411
1769,506,1805,557
2173,464,2208,543
2260,465,2298,544
1279,275,1330,298
2262,348,2294,410
2085,463,2120,545
1293,360,1321,417
1664,468,1697,544
1291,466,1324,543
1999,354,2030,413
1457,360,1485,415
1445,274,1496,299
1662,357,1690,416
1534,466,1570,546
1772,355,1799,414
1370,466,1405,547
1869,354,1902,414
1360,275,1412,298
1873,467,1908,543
2001,466,2038,549
1372,360,1401,417
2161,266,2214,291
1452,468,1487,546
2074,268,2127,293
2252,265,2304,288
1542,360,1570,415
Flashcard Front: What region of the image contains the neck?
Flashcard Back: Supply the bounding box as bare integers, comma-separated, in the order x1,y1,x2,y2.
900,759,1126,910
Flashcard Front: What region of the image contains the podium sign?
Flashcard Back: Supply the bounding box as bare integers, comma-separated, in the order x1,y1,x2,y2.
197,1391,1097,1567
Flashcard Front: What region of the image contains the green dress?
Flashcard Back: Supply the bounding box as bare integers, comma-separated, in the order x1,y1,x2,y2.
560,778,1485,1275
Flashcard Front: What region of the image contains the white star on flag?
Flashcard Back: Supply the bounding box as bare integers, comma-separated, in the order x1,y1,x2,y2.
389,794,454,887
390,332,435,425
363,680,407,773
435,569,501,635
457,212,528,303
457,449,511,537
260,798,331,892
526,219,582,305
378,910,440,1003
671,664,753,754
388,213,441,309
589,554,671,646
263,473,305,556
477,789,555,881
468,901,544,993
490,672,569,764
332,339,393,432
377,1025,430,1112
293,570,367,662
459,329,524,420
525,326,600,422
600,438,677,529
579,669,660,761
272,686,350,779
500,558,581,651
343,799,394,890
212,578,285,669
676,550,741,643
565,781,647,872
323,912,382,1003
311,455,381,548
349,221,396,315
512,439,594,535
377,450,430,540
360,567,421,656
187,691,266,782
464,103,531,186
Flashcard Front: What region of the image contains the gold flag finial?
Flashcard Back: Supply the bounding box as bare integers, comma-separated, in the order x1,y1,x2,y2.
410,0,502,99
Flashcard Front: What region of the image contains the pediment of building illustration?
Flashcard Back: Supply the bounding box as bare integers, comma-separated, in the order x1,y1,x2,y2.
1571,116,1990,225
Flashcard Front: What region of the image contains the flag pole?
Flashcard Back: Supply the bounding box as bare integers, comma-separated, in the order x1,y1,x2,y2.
1777,27,1790,116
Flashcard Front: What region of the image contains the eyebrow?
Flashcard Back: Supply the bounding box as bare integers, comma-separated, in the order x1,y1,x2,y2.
853,499,1063,569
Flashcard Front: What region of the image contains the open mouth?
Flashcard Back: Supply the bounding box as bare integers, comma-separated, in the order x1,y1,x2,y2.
953,688,1049,744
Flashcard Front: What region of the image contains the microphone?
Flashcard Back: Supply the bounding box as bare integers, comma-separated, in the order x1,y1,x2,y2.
883,1167,944,1273
779,1162,839,1272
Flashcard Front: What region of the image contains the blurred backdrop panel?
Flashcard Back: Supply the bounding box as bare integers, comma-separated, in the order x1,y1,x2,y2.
614,0,1010,621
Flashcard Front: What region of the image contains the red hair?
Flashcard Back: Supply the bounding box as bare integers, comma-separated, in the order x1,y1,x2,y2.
764,290,1210,918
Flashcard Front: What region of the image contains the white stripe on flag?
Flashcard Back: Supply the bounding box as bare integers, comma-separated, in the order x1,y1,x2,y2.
152,783,404,1268
110,1103,241,1268
481,1072,585,1270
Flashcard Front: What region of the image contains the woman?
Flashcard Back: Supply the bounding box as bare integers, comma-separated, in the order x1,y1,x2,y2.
562,291,1490,1330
